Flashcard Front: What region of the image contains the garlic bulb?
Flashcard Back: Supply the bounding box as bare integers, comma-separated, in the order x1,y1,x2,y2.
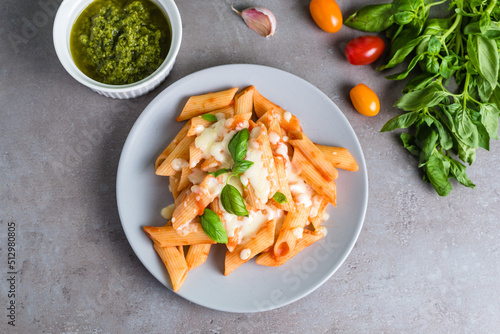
232,6,277,37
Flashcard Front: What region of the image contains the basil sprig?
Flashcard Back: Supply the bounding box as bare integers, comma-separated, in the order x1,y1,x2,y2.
272,191,288,204
199,208,228,243
346,0,500,196
200,114,218,122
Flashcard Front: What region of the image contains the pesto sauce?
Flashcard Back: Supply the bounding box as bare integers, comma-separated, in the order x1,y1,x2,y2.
70,0,171,85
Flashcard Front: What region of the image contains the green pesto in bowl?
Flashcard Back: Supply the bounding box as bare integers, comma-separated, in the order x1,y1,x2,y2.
70,0,171,85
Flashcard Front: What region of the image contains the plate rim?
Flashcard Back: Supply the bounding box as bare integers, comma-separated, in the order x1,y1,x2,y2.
116,63,369,313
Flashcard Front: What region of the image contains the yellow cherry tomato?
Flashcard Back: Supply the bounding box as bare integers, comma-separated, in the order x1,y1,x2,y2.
350,84,380,116
309,0,343,33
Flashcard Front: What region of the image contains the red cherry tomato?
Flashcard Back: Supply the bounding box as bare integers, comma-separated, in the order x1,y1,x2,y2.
345,35,386,65
309,0,343,33
350,84,380,116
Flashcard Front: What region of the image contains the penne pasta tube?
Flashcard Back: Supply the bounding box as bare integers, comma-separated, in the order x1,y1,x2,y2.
309,196,328,230
224,219,276,275
200,156,221,172
226,112,252,130
155,121,191,170
177,167,192,193
234,86,255,115
189,143,204,168
153,244,188,292
171,175,223,230
177,88,238,121
273,204,311,258
253,89,301,132
186,106,235,137
243,183,267,210
156,135,195,176
186,244,212,271
255,230,324,267
314,144,359,172
289,131,338,181
293,150,337,206
144,223,216,247
169,172,181,199
254,123,279,197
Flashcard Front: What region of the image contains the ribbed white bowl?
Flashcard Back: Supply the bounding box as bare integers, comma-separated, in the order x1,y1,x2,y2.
53,0,182,99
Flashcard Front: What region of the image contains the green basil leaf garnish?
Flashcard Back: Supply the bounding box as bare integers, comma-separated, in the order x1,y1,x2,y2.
199,208,228,243
200,114,218,122
231,160,254,175
272,191,288,204
220,184,249,217
228,128,250,163
208,168,231,177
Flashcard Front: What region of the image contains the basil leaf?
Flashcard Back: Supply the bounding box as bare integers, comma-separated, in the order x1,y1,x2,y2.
480,103,500,140
467,35,499,88
427,35,441,56
228,128,250,163
395,83,449,111
403,72,436,93
200,208,228,243
208,168,231,177
425,154,452,196
448,157,475,188
415,124,438,165
428,115,453,150
380,35,425,70
386,53,425,80
232,160,254,175
425,56,440,74
220,184,249,217
457,140,476,165
455,107,479,148
344,4,395,32
479,13,492,35
381,110,421,132
400,133,420,157
200,114,218,122
272,191,288,204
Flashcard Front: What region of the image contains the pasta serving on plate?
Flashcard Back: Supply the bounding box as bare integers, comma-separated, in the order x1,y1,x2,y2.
143,86,358,292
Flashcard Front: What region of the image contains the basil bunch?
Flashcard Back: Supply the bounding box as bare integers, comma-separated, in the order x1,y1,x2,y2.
346,0,500,196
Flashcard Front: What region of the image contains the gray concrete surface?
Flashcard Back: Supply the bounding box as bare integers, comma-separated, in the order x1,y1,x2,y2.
1,0,499,333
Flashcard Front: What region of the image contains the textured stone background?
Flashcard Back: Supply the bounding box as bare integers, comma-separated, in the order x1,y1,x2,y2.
1,0,499,333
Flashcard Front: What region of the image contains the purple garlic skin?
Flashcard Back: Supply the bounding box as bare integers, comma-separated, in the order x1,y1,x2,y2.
232,6,276,37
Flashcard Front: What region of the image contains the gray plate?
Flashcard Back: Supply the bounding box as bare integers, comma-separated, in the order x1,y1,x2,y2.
116,64,369,313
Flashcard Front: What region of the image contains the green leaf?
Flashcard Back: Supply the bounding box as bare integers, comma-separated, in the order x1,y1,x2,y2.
455,107,479,148
467,35,499,88
448,156,475,188
200,114,218,122
416,123,438,165
381,110,421,132
425,56,440,74
386,53,425,80
457,140,476,165
394,11,415,25
395,83,449,111
428,115,453,150
380,35,424,70
479,13,492,34
480,103,500,140
220,184,249,217
272,191,288,204
208,168,231,178
344,4,395,32
400,133,420,156
200,208,228,243
228,128,250,163
425,154,452,196
231,160,254,175
403,72,436,93
427,35,441,55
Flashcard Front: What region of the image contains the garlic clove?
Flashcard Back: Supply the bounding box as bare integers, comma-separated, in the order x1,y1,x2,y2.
232,6,276,37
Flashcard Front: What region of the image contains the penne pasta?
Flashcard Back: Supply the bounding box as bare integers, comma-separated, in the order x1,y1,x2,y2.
144,223,216,247
288,131,338,181
234,86,255,115
314,144,359,172
186,244,212,270
273,204,311,258
255,230,324,267
153,244,188,292
224,219,276,275
155,121,191,170
177,88,238,121
156,135,195,176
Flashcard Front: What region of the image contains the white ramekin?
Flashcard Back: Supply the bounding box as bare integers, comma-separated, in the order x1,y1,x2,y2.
53,0,182,99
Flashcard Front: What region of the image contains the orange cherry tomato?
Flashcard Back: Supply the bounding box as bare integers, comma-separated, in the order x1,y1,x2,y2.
309,0,343,33
350,84,380,116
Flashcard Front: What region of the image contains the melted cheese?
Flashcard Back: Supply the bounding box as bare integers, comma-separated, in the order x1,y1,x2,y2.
160,203,175,220
195,118,235,168
171,158,188,171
